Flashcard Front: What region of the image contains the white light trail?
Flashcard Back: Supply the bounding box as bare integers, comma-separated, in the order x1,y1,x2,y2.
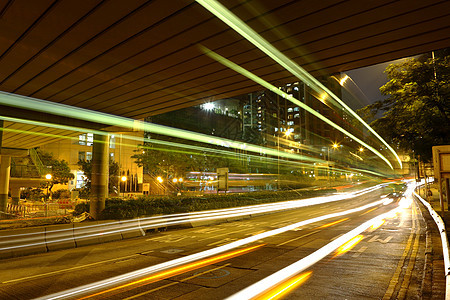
0,184,386,253
227,207,400,300
37,194,389,300
196,0,402,169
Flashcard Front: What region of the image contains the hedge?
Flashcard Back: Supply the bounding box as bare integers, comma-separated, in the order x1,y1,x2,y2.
74,189,337,220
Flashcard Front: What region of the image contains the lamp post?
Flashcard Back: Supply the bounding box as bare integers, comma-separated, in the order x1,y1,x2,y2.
277,130,292,190
121,176,127,198
45,173,52,217
156,176,164,195
327,143,339,184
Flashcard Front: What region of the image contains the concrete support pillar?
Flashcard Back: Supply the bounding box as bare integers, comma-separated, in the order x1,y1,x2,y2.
90,134,109,219
11,186,20,205
0,155,11,212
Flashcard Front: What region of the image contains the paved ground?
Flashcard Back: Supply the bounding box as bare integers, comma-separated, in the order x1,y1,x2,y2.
0,185,445,299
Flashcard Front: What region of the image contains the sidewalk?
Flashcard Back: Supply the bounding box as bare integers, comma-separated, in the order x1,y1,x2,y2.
416,183,450,230
416,182,448,299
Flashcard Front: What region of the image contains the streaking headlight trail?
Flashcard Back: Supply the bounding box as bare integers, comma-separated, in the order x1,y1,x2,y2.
37,195,390,300
195,0,402,169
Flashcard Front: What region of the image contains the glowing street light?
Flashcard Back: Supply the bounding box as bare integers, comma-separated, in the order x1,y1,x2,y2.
45,173,52,216
157,176,163,183
359,147,364,152
121,176,127,198
172,178,178,183
178,178,183,183
332,143,339,149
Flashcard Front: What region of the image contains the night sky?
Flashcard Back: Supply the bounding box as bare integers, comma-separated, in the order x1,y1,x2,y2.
342,57,413,110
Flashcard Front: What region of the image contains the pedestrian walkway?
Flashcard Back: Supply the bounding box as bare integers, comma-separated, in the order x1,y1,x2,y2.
415,182,448,299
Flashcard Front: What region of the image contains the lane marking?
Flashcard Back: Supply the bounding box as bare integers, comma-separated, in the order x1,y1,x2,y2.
367,235,393,244
352,246,368,258
2,254,141,284
197,228,250,241
276,230,321,246
122,263,231,300
397,205,421,299
382,204,419,300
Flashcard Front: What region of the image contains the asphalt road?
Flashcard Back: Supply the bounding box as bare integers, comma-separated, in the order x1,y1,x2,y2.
0,185,437,299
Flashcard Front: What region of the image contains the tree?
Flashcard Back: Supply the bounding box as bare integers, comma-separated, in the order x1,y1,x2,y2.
38,150,74,192
132,140,248,179
357,52,450,161
77,159,119,195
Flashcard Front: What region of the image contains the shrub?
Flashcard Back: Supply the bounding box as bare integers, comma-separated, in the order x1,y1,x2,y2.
73,188,337,220
52,189,71,199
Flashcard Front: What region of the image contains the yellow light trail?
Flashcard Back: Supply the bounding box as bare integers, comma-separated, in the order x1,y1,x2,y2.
318,218,349,228
200,47,394,170
78,244,264,300
255,271,312,300
196,0,402,169
334,235,364,257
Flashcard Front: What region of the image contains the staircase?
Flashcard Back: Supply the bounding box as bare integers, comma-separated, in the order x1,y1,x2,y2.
10,149,45,178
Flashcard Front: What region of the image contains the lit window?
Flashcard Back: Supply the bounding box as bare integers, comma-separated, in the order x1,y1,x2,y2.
87,133,94,146
78,134,86,145
109,135,116,149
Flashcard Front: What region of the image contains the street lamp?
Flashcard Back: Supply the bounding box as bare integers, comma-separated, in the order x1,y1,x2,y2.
359,147,364,152
277,129,292,190
121,176,127,198
45,174,52,217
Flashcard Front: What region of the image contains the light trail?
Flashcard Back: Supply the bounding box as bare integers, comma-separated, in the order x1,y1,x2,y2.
318,218,349,228
78,244,264,300
255,271,312,300
37,192,390,300
334,235,364,257
195,0,402,169
226,206,402,300
0,184,387,253
0,91,320,165
200,47,394,170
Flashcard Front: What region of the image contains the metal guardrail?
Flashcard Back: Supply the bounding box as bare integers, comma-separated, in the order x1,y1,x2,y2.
414,189,450,300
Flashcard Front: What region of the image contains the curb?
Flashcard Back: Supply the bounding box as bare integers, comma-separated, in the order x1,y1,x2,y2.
414,191,450,300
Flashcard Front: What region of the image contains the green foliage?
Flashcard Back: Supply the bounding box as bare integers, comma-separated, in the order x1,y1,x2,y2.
77,159,120,195
132,140,248,179
73,189,336,220
358,52,450,161
21,187,45,201
38,150,74,192
52,189,71,199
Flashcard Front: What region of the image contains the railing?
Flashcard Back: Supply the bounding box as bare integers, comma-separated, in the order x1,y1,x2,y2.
5,202,74,218
29,148,47,177
10,163,41,178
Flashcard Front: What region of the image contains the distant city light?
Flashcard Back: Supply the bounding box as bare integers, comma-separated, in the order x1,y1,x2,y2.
203,102,215,110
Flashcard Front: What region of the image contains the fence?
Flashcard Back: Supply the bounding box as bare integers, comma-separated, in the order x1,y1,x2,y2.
6,201,75,218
